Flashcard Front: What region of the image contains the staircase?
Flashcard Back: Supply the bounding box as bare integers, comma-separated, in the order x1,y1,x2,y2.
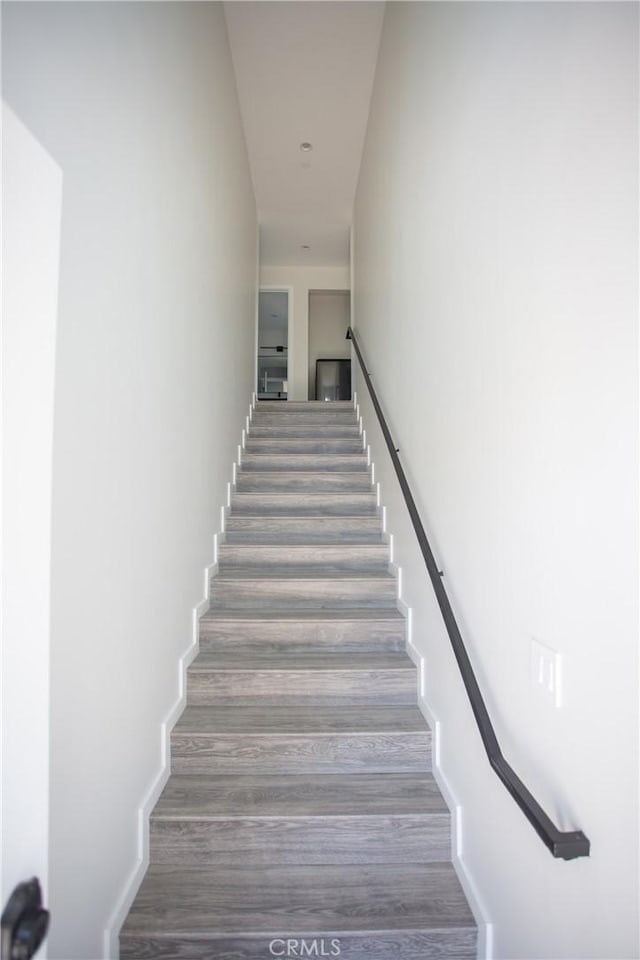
120,400,476,960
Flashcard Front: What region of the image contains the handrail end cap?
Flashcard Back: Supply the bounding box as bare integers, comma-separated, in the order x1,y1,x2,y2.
553,831,590,860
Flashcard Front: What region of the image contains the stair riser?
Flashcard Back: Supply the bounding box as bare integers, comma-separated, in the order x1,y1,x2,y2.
245,439,364,455
235,474,373,493
225,516,382,539
241,455,368,473
230,494,377,515
218,545,389,569
171,732,431,775
224,532,383,545
198,619,406,654
257,400,353,410
187,668,416,706
210,580,397,610
254,403,354,413
150,814,450,865
249,425,360,438
252,412,357,425
121,930,476,960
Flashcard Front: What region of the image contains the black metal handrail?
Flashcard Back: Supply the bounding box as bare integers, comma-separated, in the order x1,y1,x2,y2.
347,326,590,860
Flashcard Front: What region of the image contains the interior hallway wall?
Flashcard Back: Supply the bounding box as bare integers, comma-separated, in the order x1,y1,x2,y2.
352,3,638,958
2,4,257,956
260,265,350,400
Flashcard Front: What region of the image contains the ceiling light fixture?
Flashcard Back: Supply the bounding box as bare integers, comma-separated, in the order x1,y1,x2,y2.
299,142,313,152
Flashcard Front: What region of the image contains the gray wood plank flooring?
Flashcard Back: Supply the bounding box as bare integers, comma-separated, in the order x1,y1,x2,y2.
172,704,428,735
236,474,374,492
152,772,448,818
122,862,474,932
217,543,390,567
120,401,476,959
231,491,377,513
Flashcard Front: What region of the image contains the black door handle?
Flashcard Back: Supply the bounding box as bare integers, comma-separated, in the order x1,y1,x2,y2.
1,878,49,960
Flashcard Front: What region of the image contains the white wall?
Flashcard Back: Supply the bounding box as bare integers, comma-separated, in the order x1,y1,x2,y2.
2,4,257,957
353,4,638,959
260,265,349,399
308,291,351,399
1,106,62,957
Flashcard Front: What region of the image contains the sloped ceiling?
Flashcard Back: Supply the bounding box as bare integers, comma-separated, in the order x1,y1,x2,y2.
224,1,385,268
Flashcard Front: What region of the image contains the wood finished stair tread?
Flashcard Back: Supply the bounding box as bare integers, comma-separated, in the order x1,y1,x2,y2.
189,652,414,671
186,652,416,706
250,412,359,422
214,566,395,581
225,514,381,522
226,512,381,516
250,414,357,421
198,616,406,655
256,400,355,410
121,862,474,936
201,607,405,622
248,426,361,437
152,773,447,819
240,459,368,472
236,469,373,497
219,542,388,553
233,480,375,495
174,705,428,735
230,493,377,515
218,546,389,565
224,516,383,541
223,533,385,544
245,440,364,451
238,468,371,482
230,492,376,500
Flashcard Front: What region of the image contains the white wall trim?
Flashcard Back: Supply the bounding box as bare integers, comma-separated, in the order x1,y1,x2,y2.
102,401,254,958
369,449,493,960
415,647,494,959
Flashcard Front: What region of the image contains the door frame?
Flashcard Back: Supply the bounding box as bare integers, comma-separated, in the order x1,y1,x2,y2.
257,286,293,400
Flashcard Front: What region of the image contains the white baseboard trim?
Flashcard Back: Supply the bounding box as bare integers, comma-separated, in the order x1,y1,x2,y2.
417,668,494,959
102,402,253,959
404,601,493,959
368,451,493,960
102,547,218,959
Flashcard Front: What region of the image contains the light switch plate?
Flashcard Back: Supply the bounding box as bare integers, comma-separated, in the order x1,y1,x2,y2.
531,637,562,708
